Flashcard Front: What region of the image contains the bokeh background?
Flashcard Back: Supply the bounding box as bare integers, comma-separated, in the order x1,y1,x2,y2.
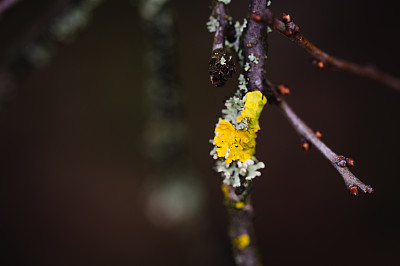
0,0,399,265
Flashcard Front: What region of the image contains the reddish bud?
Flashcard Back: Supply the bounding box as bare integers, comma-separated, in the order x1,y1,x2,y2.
301,139,310,151
285,28,293,36
277,84,291,95
282,13,291,23
246,43,253,48
350,186,358,196
346,158,355,167
251,14,262,22
316,61,325,69
314,130,323,138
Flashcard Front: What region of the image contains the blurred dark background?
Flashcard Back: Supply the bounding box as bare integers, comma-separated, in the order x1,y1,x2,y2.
0,0,399,265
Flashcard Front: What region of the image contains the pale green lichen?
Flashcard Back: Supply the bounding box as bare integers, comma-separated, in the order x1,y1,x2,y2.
248,53,259,64
215,157,265,187
224,19,247,66
238,74,248,93
207,16,219,33
220,57,226,65
221,97,248,130
237,159,265,181
267,0,272,6
267,26,272,33
244,62,250,71
218,0,231,4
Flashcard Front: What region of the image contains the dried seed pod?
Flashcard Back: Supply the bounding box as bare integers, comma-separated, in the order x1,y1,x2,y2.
209,49,236,87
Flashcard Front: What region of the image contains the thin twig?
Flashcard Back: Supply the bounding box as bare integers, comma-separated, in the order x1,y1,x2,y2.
268,11,400,92
211,1,228,50
267,81,374,194
0,0,21,16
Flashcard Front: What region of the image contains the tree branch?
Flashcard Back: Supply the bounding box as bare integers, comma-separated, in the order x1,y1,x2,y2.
0,0,21,16
243,0,269,93
266,81,374,195
217,1,272,265
210,1,228,50
222,184,260,266
268,11,400,92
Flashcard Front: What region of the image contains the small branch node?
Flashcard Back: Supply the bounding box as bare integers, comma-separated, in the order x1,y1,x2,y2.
336,155,347,167
314,130,323,138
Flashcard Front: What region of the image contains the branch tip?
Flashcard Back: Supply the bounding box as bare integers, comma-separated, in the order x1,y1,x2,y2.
269,10,400,92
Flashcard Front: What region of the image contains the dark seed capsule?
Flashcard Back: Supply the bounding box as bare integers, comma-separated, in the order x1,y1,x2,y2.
209,49,236,87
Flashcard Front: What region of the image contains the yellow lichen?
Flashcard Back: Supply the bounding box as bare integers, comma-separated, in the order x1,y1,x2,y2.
234,201,245,209
221,184,230,199
232,234,250,250
214,120,256,163
237,91,267,132
214,91,266,163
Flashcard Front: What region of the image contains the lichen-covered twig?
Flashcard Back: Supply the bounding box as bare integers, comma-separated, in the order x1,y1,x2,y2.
207,1,236,87
268,11,400,92
267,81,374,195
221,184,260,266
242,0,270,93
209,0,229,50
213,1,271,265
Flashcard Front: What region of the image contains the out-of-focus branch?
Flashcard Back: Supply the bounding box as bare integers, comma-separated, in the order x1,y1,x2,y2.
268,11,400,92
0,0,102,114
267,81,374,195
0,0,21,16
